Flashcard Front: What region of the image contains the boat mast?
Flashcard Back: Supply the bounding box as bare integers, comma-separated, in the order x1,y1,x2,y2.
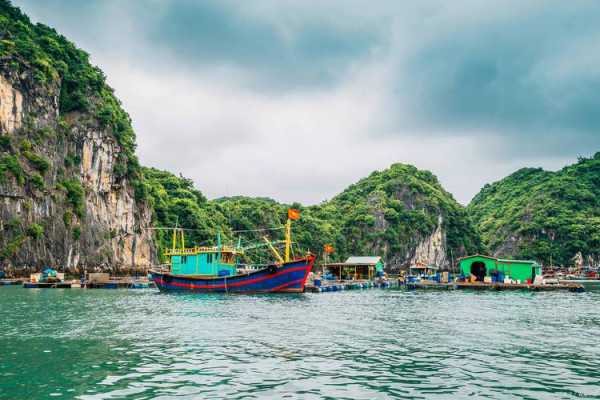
284,208,300,262
285,218,291,262
263,236,284,263
217,232,222,263
171,220,178,252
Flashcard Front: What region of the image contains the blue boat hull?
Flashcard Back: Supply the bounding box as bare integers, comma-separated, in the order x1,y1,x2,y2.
150,256,314,293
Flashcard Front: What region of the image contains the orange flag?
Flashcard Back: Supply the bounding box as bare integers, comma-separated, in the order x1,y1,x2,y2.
324,244,335,254
288,208,300,220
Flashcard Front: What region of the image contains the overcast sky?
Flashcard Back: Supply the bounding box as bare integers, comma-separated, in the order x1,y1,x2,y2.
15,0,600,205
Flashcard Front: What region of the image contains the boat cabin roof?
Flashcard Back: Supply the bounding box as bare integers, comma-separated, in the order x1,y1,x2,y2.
164,245,243,257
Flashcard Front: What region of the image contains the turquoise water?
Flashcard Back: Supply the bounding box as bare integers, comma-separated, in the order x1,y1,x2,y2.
1,287,599,399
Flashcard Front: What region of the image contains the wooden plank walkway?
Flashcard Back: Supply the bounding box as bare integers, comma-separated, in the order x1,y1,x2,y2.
0,279,23,285
23,282,72,289
406,281,585,292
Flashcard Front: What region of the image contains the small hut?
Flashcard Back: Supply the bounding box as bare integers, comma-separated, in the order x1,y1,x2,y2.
458,254,542,283
322,256,384,281
409,262,439,277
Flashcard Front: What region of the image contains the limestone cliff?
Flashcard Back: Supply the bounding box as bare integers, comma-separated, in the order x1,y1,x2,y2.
410,215,447,268
315,163,482,272
0,2,156,273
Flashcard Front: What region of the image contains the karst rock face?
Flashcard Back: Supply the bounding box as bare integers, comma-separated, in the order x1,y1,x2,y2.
0,2,156,274
321,163,482,273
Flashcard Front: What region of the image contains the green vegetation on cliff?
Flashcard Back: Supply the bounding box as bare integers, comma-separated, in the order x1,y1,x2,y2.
322,164,481,265
468,153,600,266
0,0,143,195
143,167,227,260
144,164,481,269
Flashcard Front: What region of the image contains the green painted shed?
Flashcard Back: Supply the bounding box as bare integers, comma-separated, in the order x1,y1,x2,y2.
458,255,542,282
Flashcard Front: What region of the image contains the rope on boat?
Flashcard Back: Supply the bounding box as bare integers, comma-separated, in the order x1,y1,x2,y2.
231,226,285,233
144,226,285,233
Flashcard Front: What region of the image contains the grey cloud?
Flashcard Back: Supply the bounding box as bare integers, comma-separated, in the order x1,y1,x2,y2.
11,0,600,205
393,2,600,147
147,0,381,90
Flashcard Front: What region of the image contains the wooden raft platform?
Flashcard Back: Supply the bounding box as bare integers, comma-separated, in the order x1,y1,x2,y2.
0,279,24,286
85,280,154,289
406,281,585,292
304,280,397,293
23,282,72,289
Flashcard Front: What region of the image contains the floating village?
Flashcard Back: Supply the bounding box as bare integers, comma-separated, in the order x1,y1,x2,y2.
1,209,597,294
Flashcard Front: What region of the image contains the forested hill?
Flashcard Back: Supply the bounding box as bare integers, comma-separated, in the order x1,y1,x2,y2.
468,153,600,266
144,164,482,271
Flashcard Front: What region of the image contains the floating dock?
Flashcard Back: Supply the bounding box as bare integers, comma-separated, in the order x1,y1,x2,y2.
83,272,154,289
305,280,585,293
406,281,585,292
304,280,397,293
559,279,600,291
0,279,23,286
23,282,72,289
85,279,154,289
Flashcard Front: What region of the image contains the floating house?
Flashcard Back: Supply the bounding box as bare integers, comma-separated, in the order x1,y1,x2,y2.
409,262,439,276
322,256,384,280
458,255,542,282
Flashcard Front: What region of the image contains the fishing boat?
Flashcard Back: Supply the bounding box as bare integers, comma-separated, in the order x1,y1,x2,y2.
150,209,315,293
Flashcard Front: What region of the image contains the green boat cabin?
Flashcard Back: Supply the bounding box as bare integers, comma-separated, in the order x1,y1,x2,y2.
166,245,243,277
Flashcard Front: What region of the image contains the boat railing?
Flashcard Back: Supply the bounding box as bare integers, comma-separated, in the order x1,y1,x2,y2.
164,245,243,256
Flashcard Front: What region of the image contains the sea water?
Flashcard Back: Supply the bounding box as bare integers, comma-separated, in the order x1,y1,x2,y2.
0,287,599,399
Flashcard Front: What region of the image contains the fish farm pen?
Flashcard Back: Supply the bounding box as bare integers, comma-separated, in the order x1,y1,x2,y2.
304,279,397,293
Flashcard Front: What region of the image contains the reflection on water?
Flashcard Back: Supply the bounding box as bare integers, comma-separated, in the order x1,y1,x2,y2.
1,287,599,399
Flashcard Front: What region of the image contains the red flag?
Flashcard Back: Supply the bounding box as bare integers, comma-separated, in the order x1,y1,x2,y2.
324,244,335,254
288,208,300,220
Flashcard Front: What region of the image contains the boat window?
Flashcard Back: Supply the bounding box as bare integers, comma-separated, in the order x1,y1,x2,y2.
207,254,212,263
181,256,187,264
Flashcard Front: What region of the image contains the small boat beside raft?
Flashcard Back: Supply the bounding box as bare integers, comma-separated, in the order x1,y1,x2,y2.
150,209,315,293
24,268,71,288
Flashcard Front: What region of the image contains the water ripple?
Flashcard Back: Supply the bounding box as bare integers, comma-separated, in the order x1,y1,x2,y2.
1,288,600,399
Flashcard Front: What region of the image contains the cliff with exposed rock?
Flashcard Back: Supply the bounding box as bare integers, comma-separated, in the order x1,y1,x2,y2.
0,1,156,273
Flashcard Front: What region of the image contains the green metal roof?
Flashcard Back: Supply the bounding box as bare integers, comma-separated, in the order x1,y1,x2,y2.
497,259,538,264
458,255,539,266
